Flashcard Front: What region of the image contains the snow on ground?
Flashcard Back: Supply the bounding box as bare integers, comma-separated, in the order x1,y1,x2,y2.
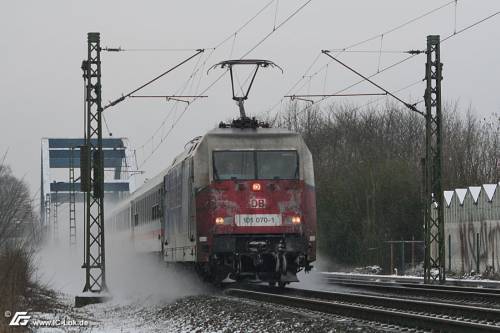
29,290,398,333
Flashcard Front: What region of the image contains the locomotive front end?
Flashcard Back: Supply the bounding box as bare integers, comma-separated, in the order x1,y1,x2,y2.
195,128,316,285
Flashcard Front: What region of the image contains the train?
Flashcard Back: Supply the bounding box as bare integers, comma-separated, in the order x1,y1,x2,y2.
107,120,317,286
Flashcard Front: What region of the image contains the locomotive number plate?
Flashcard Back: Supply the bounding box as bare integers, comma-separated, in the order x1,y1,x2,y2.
235,214,281,227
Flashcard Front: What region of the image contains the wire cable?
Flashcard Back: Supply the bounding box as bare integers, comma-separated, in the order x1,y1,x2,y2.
263,52,322,114
241,0,313,58
229,33,237,58
132,1,280,161
377,35,384,73
213,0,276,49
351,79,424,113
442,10,500,43
180,0,313,105
103,114,112,136
264,0,457,116
293,8,500,117
322,64,329,94
134,50,217,162
294,52,421,115
136,0,315,168
103,47,202,52
325,49,420,54
338,0,456,51
0,148,8,168
137,52,205,151
273,0,280,31
104,49,205,111
325,51,422,114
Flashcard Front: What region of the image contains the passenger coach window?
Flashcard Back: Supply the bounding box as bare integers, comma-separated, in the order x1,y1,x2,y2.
213,150,298,180
257,151,298,179
213,151,255,180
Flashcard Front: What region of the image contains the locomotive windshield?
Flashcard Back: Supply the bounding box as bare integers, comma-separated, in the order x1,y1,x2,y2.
213,150,299,180
256,151,298,179
213,151,255,180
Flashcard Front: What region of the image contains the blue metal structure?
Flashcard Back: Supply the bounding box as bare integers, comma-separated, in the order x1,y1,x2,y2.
40,137,134,230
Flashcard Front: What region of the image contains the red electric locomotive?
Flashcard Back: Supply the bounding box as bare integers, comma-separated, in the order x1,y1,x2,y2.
107,60,316,286
193,125,316,285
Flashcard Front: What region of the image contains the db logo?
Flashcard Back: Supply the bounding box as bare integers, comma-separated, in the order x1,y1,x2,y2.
250,198,266,208
9,312,31,326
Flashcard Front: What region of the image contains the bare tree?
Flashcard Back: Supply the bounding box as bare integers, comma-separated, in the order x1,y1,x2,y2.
0,162,39,332
273,101,499,265
0,165,36,250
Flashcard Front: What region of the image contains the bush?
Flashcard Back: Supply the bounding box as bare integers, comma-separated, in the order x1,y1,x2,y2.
0,163,39,332
0,247,34,332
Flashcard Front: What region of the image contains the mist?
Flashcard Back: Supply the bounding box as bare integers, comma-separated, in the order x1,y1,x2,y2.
35,205,211,305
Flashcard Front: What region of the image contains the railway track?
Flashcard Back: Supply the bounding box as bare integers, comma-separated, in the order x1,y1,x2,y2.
322,275,500,308
321,273,500,290
321,273,500,289
225,285,500,332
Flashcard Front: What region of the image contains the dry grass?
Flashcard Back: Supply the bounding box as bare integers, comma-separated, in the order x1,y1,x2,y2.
0,247,38,332
0,246,63,332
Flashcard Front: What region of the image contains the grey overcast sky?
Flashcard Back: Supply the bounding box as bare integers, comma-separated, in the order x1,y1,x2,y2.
1,0,499,195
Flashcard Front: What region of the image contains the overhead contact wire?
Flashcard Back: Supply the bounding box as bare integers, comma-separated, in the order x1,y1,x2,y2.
241,0,314,58
137,1,314,168
266,0,457,117
212,0,276,49
133,0,279,157
137,52,205,152
442,10,500,42
295,8,500,116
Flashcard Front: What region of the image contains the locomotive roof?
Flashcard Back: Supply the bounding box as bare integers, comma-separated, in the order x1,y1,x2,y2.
204,126,300,138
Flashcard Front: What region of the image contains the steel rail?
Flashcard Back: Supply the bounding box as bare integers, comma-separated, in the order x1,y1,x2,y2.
225,287,500,332
240,284,500,322
323,276,500,304
323,275,500,293
398,282,500,294
321,273,500,290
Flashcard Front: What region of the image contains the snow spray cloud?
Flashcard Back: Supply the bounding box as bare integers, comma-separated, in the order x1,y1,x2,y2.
105,230,211,304
294,252,334,290
35,199,210,302
34,203,86,294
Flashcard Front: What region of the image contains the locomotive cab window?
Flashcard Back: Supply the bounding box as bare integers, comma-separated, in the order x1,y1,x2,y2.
213,151,255,180
213,150,299,180
256,151,298,180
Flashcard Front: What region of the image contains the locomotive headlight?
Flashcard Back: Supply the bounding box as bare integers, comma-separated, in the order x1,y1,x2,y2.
215,217,224,225
291,216,301,224
252,183,261,191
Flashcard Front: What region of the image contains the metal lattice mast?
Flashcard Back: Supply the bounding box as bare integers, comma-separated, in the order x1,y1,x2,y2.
69,147,77,247
82,32,107,292
423,35,445,283
44,194,51,238
52,191,59,242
